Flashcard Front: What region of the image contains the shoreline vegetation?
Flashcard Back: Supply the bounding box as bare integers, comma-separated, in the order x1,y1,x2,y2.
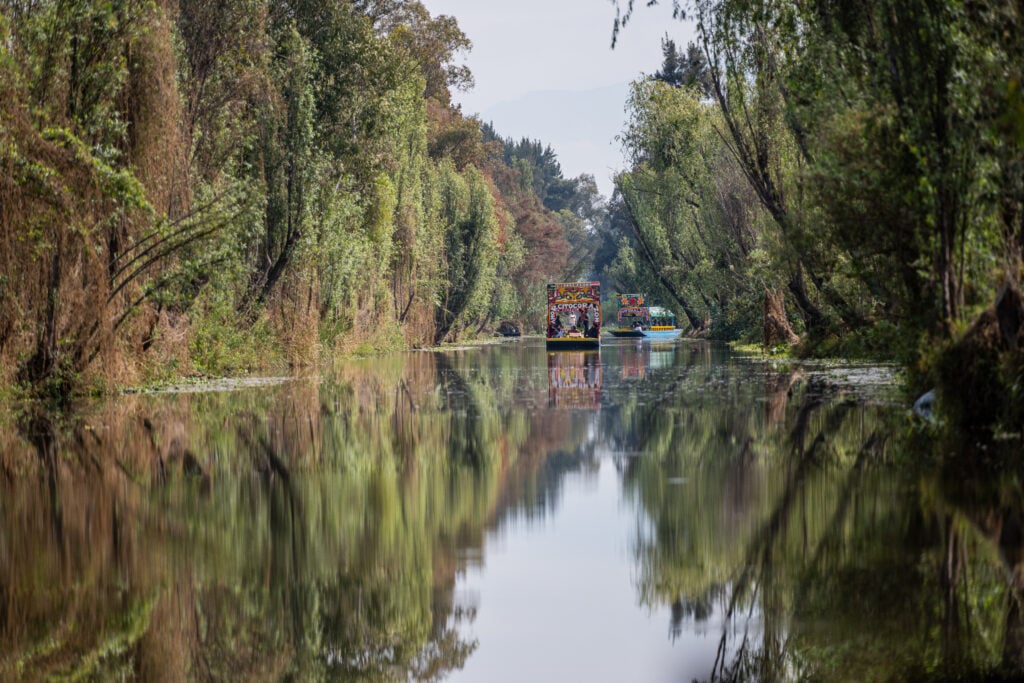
606,0,1024,438
0,0,1021,436
0,1,606,403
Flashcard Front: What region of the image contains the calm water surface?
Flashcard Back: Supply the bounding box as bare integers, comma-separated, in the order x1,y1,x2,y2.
2,339,1022,681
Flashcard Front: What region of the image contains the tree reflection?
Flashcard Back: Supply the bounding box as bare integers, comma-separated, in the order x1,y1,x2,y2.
0,347,591,681
621,356,1024,682
6,342,1015,681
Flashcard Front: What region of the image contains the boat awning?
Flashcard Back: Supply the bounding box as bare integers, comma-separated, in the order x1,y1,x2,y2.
547,282,600,305
647,306,675,319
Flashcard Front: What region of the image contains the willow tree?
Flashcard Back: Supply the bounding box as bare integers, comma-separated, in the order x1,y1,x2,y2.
434,162,500,343
613,0,1023,344
786,0,1018,334
0,0,212,394
617,79,776,336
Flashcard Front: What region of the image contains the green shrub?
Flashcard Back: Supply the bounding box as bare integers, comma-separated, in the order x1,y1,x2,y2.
189,293,283,377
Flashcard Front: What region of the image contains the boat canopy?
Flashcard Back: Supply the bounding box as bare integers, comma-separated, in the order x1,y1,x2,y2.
648,306,674,318
648,305,676,326
548,282,600,306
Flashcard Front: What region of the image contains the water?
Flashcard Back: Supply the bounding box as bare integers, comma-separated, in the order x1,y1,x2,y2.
1,339,1021,681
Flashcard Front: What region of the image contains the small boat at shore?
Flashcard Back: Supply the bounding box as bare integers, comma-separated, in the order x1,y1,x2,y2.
608,294,683,340
546,281,601,349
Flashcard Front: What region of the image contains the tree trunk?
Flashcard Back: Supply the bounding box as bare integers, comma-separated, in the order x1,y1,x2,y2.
786,265,826,334
938,201,959,331
764,288,799,347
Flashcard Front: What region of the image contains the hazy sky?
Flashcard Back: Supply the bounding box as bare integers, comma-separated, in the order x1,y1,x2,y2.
419,0,695,196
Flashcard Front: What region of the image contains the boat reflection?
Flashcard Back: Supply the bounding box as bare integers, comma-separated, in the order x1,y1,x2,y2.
547,350,602,409
616,341,677,380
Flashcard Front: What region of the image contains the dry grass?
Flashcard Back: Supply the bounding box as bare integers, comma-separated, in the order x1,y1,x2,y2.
268,268,320,369
127,1,190,220
0,92,120,392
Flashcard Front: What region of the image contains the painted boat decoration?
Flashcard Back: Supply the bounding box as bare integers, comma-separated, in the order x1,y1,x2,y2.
546,281,601,349
608,293,683,340
608,293,646,338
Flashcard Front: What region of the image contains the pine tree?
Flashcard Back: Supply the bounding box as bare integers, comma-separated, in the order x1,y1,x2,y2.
653,36,711,97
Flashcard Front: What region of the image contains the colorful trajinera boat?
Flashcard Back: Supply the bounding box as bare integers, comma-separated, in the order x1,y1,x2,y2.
643,305,684,340
546,282,601,349
608,293,647,338
608,293,683,340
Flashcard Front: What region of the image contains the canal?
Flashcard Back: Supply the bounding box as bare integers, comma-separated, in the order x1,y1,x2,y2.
2,339,1021,681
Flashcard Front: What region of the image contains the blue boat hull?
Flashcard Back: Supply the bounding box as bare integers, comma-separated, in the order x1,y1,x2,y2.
642,329,683,340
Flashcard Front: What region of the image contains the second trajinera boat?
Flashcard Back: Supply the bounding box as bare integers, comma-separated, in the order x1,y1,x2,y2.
608,293,683,340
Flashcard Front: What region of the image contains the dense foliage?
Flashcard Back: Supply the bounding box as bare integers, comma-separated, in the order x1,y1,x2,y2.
605,0,1024,377
0,0,590,396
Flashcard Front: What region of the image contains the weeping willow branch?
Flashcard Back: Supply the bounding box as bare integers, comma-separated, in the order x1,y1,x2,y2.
107,224,223,303
107,190,236,274
109,195,242,284
111,255,229,332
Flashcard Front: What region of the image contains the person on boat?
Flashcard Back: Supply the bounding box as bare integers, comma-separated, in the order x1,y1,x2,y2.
580,310,589,333
553,317,564,337
632,320,643,332
568,311,577,329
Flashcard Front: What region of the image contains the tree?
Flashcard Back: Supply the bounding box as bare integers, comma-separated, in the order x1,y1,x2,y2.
435,163,500,343
786,0,1010,333
653,35,710,96
614,78,787,337
243,25,317,313
612,0,1024,348
386,2,473,105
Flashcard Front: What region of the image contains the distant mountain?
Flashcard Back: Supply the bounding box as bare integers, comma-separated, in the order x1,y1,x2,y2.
476,83,633,198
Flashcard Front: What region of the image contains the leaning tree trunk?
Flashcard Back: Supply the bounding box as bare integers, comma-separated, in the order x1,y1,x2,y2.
786,265,826,334
764,288,799,348
621,198,708,333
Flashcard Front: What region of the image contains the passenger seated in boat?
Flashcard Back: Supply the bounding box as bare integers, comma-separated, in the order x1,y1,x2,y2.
632,321,643,332
586,321,599,338
550,317,563,338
